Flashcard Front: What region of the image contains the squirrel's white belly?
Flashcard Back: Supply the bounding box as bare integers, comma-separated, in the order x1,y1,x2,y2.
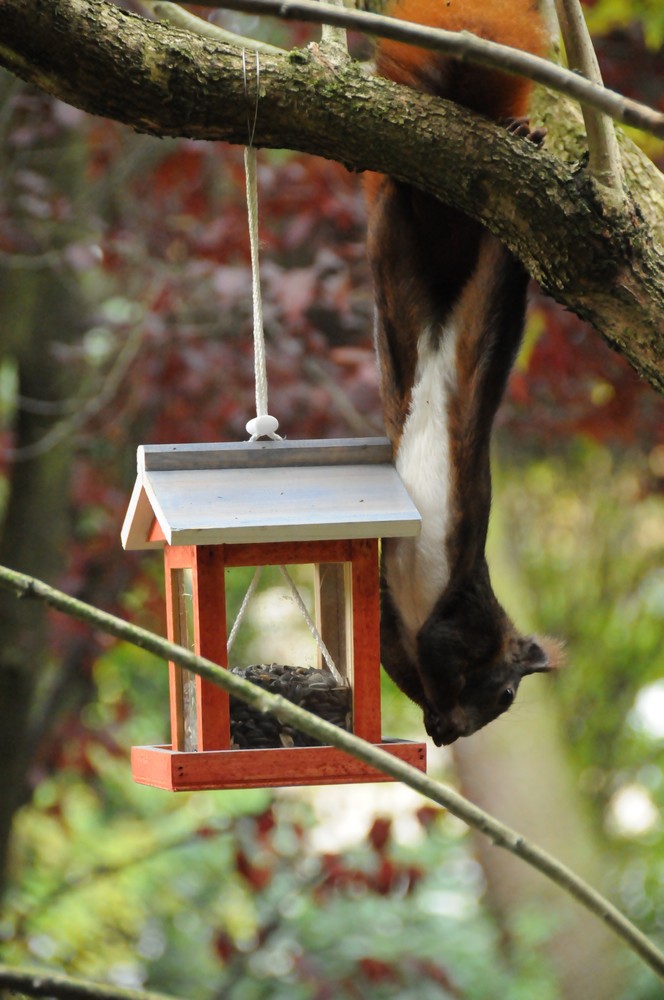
384,325,458,644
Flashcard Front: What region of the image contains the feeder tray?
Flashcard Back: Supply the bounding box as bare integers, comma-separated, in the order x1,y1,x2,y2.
230,663,351,749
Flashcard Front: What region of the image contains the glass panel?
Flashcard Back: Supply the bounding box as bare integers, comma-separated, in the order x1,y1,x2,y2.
314,562,351,684
225,563,352,748
227,564,322,669
173,567,198,752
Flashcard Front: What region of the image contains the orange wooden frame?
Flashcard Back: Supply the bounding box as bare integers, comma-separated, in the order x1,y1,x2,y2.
132,528,427,790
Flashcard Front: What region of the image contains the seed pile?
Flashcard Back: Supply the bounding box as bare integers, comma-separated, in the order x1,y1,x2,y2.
230,663,352,749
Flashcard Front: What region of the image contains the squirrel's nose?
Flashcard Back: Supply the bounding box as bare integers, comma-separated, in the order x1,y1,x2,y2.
447,705,469,735
426,705,470,746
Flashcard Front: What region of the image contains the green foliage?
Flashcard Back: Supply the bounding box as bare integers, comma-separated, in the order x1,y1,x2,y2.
583,0,664,49
4,745,561,999
496,440,664,944
5,754,268,992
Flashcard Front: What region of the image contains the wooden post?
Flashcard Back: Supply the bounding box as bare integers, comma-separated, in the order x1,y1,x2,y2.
163,544,230,751
163,544,197,752
314,563,351,680
349,538,382,743
192,546,230,750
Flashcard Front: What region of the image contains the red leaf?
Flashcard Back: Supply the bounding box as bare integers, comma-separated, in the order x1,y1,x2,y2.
358,957,399,983
368,816,391,854
213,931,237,963
234,849,272,891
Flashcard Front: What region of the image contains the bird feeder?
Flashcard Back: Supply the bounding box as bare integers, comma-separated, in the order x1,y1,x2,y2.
121,437,426,791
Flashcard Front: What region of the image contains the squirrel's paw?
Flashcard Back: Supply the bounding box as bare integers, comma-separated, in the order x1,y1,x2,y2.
502,116,547,147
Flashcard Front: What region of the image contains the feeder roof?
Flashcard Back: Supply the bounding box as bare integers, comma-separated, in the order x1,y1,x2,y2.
121,438,421,550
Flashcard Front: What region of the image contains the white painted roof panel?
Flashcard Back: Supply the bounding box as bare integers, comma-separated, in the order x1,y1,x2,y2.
121,439,421,550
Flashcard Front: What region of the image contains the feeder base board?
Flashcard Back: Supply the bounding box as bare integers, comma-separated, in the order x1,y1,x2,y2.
131,740,427,791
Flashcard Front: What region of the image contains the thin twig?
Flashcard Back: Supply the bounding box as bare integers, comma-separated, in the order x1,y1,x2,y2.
0,961,178,1000
554,0,624,192
5,307,145,462
141,0,286,54
182,0,664,138
14,825,224,937
0,563,663,981
319,0,349,60
301,357,380,437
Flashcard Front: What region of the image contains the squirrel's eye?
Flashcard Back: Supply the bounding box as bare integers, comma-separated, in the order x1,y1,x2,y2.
499,687,515,709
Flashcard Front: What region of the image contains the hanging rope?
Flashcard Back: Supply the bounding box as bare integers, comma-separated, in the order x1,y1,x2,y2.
226,564,344,684
242,50,281,442
227,566,263,655
278,566,345,685
232,54,341,684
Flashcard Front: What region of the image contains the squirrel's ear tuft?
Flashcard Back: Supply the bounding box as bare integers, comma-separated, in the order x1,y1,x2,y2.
518,636,565,676
539,636,565,672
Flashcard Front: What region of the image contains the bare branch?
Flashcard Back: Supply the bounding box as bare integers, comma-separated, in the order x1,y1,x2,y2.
554,0,624,192
0,961,178,1000
0,562,663,983
140,0,285,54
5,319,144,462
319,0,349,58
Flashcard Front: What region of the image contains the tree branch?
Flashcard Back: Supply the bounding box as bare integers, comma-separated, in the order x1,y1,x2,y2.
1,0,663,393
141,0,286,54
0,962,178,1000
194,0,664,137
554,0,624,192
0,563,663,983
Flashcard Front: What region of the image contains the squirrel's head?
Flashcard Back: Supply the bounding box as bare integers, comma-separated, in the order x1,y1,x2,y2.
416,589,562,746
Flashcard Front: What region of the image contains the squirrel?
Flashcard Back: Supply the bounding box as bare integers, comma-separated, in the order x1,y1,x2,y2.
364,0,557,746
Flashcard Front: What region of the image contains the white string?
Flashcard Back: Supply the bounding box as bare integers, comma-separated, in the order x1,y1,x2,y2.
227,566,263,656
242,50,281,442
278,566,345,685
235,56,338,681
227,563,345,685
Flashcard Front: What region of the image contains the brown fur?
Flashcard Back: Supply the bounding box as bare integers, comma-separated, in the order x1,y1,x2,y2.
367,0,557,745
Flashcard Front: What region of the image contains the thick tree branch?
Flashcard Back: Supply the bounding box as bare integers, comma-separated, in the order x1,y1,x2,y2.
192,0,664,137
0,0,662,393
0,563,663,982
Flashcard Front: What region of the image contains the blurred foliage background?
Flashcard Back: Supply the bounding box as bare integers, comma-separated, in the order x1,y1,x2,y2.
0,0,663,997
